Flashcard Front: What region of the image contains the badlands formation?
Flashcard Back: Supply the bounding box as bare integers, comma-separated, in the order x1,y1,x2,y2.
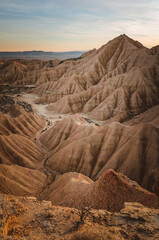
0,34,159,239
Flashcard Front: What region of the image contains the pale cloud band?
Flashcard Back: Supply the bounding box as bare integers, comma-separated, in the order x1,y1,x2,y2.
0,0,158,51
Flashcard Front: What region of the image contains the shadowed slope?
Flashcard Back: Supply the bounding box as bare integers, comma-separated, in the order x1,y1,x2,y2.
0,106,46,168
1,35,159,122
0,59,59,84
0,108,45,136
0,164,46,196
39,113,159,190
0,35,159,220
40,170,158,212
0,134,45,168
34,35,159,122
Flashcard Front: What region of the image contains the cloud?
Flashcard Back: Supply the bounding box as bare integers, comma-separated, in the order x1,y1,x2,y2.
0,0,159,50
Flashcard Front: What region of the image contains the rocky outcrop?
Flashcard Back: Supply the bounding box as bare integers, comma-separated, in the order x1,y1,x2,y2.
0,195,159,240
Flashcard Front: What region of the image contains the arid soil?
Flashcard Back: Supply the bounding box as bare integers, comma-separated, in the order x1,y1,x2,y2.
0,195,159,240
0,35,159,239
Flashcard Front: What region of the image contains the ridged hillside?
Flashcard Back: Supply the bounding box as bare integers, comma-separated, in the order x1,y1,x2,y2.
0,35,159,217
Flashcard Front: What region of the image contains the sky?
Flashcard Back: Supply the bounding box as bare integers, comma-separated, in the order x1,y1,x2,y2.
0,0,159,51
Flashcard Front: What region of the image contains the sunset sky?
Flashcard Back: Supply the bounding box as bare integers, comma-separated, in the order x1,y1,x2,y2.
0,0,159,51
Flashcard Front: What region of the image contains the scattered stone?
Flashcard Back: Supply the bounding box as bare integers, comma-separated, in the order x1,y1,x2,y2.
1,195,158,239
0,95,15,113
17,101,33,113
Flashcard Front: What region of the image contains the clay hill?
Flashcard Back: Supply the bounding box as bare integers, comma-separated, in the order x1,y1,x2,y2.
39,114,159,191
0,34,159,239
39,170,158,212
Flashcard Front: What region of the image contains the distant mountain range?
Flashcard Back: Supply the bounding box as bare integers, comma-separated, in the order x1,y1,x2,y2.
0,50,86,60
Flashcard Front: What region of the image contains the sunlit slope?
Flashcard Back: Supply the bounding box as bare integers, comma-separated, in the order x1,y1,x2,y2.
39,111,159,190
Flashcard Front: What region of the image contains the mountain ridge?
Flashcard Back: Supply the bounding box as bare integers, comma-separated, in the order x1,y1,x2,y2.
0,34,159,215
0,50,85,60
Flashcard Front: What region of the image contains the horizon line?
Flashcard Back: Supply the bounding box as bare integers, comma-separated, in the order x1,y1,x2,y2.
0,50,88,53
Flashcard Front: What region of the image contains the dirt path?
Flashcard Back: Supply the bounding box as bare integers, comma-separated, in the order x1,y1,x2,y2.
15,93,101,125
34,118,58,201
15,93,67,123
13,92,100,200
